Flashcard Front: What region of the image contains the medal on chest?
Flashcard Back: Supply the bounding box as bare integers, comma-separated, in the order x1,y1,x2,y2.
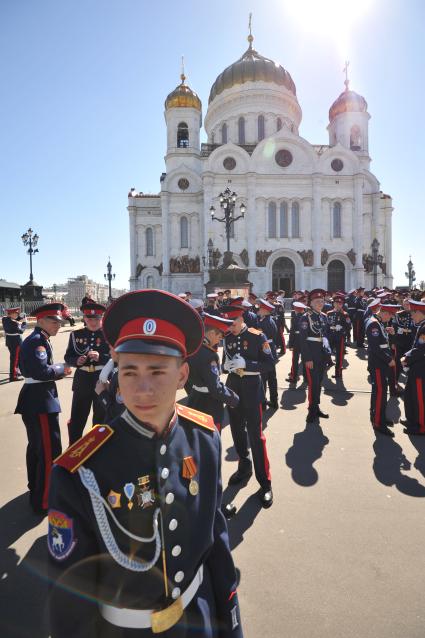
182,456,199,496
136,475,156,509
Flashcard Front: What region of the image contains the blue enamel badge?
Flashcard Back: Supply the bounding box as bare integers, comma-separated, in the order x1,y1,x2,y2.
48,510,77,560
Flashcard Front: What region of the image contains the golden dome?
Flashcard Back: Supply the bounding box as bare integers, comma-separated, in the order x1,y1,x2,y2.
165,73,202,111
209,38,296,104
329,88,367,121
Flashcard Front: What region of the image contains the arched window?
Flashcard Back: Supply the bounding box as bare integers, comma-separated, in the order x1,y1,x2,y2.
268,202,277,238
258,115,265,141
221,123,227,144
277,117,282,132
146,275,154,289
238,117,245,145
291,202,300,238
177,122,189,148
279,202,288,237
333,202,342,238
350,125,361,150
180,216,189,248
146,227,154,256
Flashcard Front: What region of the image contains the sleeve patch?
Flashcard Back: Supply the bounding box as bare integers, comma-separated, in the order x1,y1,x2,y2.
262,341,272,354
35,346,47,360
300,322,308,330
47,510,77,560
210,362,219,375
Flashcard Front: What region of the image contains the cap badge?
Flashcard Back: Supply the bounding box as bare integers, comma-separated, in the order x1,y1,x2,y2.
143,319,157,335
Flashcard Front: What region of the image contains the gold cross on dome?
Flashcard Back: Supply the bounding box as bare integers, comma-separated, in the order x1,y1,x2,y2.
343,60,350,90
181,55,186,83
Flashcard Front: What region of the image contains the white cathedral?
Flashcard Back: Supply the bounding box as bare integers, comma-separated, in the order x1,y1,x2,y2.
128,31,393,295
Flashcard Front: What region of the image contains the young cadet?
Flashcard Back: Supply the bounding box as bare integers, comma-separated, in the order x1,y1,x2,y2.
365,300,396,436
15,303,71,514
378,304,402,396
187,313,239,429
400,299,425,435
299,289,331,423
327,293,351,379
353,287,367,347
2,306,26,381
48,289,243,638
221,305,274,507
286,301,307,386
393,297,415,382
257,298,279,409
65,302,110,444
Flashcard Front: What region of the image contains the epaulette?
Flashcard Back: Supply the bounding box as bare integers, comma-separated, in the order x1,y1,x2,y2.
248,327,262,335
176,404,216,432
54,424,114,473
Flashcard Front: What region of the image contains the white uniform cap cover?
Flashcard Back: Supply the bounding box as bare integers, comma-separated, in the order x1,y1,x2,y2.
189,299,204,309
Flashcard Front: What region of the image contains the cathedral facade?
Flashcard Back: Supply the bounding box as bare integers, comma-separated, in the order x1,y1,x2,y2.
128,34,393,295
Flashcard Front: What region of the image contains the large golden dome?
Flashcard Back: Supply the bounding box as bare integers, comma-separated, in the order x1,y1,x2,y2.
329,88,367,121
165,74,202,111
208,37,296,104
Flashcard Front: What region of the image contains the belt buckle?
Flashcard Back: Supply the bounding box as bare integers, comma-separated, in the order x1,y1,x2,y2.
89,364,95,372
236,368,245,377
151,597,183,634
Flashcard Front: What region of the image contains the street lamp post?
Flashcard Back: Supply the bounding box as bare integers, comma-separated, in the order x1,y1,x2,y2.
21,228,39,282
405,256,416,289
104,258,116,303
210,187,246,256
364,238,383,288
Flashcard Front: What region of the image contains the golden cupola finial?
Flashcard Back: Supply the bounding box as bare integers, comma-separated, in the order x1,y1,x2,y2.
247,12,254,48
164,57,202,111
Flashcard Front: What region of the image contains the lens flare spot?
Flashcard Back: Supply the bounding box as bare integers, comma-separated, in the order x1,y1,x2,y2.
263,139,276,159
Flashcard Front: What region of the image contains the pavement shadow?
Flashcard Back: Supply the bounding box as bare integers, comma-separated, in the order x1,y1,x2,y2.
355,348,368,361
285,421,330,486
0,493,49,637
226,492,263,551
406,435,425,479
224,445,239,462
280,387,306,411
372,434,425,497
261,405,278,430
323,378,355,407
387,396,401,423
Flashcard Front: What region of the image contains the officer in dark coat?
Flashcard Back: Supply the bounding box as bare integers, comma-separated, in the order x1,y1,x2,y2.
257,298,279,409
48,289,243,638
15,303,71,513
327,294,351,379
221,306,274,507
286,301,307,385
400,299,425,435
365,300,396,436
187,313,239,429
299,289,331,423
231,297,259,329
65,302,110,444
353,288,367,347
2,306,26,381
393,298,415,382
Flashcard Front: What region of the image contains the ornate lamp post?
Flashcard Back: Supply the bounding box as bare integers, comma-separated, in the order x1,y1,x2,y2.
364,238,383,288
104,258,116,303
210,187,246,256
405,256,416,289
21,228,39,283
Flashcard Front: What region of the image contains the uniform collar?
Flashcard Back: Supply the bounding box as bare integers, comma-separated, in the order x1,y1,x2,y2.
35,326,50,340
121,407,178,440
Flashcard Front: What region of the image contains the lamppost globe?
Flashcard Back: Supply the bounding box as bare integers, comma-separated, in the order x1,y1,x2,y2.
210,188,246,256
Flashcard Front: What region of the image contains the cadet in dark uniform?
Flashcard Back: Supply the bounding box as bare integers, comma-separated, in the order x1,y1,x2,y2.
187,313,239,429
286,301,307,385
393,298,415,383
365,300,396,436
299,290,331,423
346,289,357,343
205,293,220,316
379,304,402,396
15,303,71,513
221,305,274,507
2,306,26,381
257,298,279,409
48,289,243,637
231,297,259,329
95,353,125,422
327,294,351,379
401,299,425,435
65,302,110,444
353,288,367,347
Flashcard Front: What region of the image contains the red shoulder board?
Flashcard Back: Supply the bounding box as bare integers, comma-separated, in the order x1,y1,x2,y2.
247,327,262,335
176,404,216,432
54,425,114,473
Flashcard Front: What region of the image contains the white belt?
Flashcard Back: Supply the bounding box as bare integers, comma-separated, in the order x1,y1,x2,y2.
24,377,50,384
307,337,323,342
230,370,260,377
379,344,390,349
80,365,103,372
5,333,21,336
100,565,203,631
192,385,208,393
295,331,300,334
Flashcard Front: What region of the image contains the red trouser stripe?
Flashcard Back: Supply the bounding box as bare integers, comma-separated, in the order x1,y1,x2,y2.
338,337,344,373
258,404,271,481
305,367,313,407
290,350,296,380
39,413,52,510
416,378,425,433
374,369,383,427
12,345,20,379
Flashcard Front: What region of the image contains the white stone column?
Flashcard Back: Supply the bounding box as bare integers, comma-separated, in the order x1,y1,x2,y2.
128,203,137,290
353,175,365,286
311,174,324,286
246,174,257,278
161,192,170,290
384,206,393,285
203,175,214,286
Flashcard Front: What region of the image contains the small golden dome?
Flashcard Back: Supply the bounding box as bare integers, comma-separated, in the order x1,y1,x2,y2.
165,73,202,111
329,88,367,121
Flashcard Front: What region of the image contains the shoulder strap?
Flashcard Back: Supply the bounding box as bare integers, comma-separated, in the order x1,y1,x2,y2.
176,404,216,432
54,425,114,473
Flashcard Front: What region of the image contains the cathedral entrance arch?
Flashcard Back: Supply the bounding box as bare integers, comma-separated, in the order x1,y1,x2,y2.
272,257,295,293
327,259,345,292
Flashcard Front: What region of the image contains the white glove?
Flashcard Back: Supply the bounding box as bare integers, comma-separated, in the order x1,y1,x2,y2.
335,325,342,331
322,337,332,353
223,359,233,372
99,358,115,383
229,355,246,370
397,328,404,335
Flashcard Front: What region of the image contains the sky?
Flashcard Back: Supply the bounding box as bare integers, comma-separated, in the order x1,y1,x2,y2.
1,0,424,290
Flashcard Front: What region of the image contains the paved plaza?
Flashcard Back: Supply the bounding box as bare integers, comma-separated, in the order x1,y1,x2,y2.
1,326,424,638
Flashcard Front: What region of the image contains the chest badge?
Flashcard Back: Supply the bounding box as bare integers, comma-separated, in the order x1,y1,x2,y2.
107,490,121,509
123,482,135,510
243,340,248,350
182,456,199,496
136,475,156,509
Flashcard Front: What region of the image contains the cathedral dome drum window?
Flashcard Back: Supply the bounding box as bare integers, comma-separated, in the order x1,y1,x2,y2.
223,157,236,171
331,159,344,172
178,178,189,190
177,122,189,148
275,149,293,167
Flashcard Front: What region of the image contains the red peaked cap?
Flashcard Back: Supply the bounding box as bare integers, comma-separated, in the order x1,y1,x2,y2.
409,299,425,312
219,305,245,320
309,289,327,302
102,289,204,358
34,302,65,320
203,313,233,333
380,304,400,315
6,307,20,314
81,302,106,316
